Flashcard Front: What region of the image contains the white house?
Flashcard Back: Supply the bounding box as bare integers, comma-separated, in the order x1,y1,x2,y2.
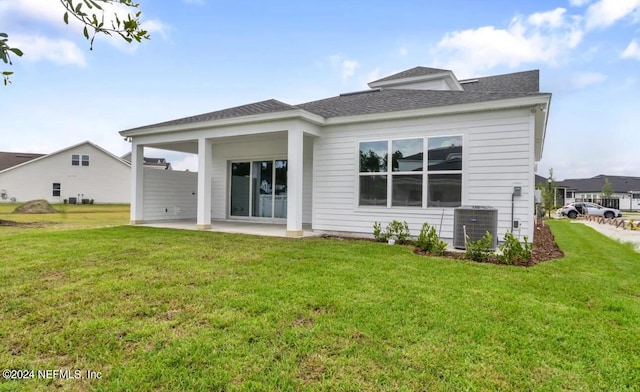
0,141,131,204
120,66,551,241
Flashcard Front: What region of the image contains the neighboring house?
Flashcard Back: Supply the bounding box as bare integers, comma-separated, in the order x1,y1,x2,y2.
0,152,45,171
121,152,172,170
120,66,551,241
556,174,640,211
0,141,131,204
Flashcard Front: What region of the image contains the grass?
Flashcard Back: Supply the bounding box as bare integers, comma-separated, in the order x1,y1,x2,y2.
0,203,129,235
0,217,639,390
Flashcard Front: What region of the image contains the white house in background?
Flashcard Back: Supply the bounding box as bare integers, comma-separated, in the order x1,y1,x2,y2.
0,141,131,204
120,66,551,241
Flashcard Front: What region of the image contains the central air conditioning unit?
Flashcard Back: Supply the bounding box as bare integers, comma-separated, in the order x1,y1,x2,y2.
453,206,498,250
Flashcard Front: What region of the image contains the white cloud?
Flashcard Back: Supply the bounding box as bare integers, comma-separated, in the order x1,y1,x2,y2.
399,46,409,56
0,0,168,61
622,39,640,59
570,71,608,88
10,34,86,66
569,0,591,6
329,55,360,81
432,13,583,77
528,8,567,28
584,0,640,29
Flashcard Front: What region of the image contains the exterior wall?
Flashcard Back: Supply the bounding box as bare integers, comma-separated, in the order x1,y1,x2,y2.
312,108,536,241
0,143,130,203
142,168,197,220
209,134,313,223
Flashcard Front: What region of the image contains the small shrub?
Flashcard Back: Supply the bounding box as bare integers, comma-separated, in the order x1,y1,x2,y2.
416,222,447,255
386,220,411,244
465,231,493,262
497,232,532,265
90,199,94,205
373,221,389,242
373,220,411,244
63,199,68,204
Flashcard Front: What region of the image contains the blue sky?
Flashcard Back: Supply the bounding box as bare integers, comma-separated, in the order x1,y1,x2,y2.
1,0,639,180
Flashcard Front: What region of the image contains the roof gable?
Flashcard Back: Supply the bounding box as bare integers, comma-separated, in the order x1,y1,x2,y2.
0,141,130,175
369,66,453,84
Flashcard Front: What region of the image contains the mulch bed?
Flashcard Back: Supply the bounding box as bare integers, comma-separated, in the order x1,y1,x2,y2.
415,220,564,267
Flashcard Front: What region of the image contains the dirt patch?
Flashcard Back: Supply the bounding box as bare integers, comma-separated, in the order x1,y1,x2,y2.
13,200,58,214
0,219,54,228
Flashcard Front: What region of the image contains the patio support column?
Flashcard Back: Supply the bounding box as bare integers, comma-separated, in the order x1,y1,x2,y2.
130,142,144,224
196,137,212,230
286,128,304,237
196,138,213,230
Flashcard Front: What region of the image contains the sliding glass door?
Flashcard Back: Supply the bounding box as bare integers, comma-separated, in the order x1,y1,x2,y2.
230,159,287,219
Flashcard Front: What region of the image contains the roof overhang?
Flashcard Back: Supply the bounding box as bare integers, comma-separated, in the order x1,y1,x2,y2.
120,109,325,138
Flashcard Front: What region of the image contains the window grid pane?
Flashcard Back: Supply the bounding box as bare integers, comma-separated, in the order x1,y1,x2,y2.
359,175,387,206
392,174,422,207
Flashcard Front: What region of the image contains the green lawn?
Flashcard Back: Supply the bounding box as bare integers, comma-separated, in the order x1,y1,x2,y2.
0,203,129,235
0,218,639,390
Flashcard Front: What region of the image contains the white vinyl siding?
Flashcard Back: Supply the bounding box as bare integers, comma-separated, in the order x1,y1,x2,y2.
0,143,129,204
312,108,535,241
142,168,197,221
209,133,313,224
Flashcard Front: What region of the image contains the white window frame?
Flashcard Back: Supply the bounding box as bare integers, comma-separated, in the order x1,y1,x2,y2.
357,135,463,209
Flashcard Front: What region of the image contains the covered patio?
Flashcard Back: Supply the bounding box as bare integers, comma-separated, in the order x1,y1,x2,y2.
137,219,319,238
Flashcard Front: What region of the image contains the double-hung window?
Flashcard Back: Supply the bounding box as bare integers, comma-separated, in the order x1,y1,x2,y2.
52,183,61,197
358,136,462,208
72,154,90,166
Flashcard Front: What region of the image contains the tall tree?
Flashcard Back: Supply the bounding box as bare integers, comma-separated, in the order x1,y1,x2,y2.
602,177,614,198
2,0,149,85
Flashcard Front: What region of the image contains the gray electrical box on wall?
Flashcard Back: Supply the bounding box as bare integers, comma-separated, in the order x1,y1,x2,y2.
513,186,522,197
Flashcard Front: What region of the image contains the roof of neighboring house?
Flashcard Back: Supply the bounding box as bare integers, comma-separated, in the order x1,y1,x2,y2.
555,174,640,193
0,141,130,175
121,152,172,169
0,152,45,171
123,67,549,133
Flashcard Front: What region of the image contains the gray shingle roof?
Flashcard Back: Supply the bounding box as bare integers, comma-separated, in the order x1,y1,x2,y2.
0,152,45,171
297,89,544,118
370,66,452,83
556,175,640,193
126,99,297,132
460,70,539,93
123,67,547,132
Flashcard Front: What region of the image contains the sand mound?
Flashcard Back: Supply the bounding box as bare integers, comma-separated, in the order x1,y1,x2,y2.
13,200,58,214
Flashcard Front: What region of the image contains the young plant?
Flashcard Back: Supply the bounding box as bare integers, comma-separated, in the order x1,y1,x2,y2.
497,232,532,265
464,231,493,262
386,220,411,244
416,222,447,255
373,221,389,242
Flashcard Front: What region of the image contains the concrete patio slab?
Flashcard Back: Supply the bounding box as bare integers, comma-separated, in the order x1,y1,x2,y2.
137,220,319,238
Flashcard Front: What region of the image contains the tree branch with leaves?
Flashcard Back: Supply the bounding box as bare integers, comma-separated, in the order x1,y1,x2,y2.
2,0,150,85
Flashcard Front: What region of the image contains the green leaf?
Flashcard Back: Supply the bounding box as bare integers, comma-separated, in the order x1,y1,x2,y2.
8,48,23,57
89,0,103,10
83,26,89,39
0,51,7,64
2,71,13,76
0,33,8,38
64,11,69,24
